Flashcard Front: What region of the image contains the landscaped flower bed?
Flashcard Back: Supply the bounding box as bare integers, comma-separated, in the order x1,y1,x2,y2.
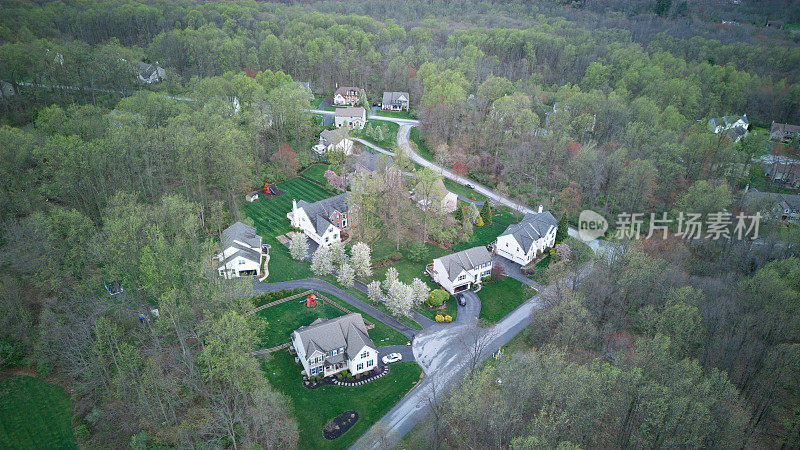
323,410,359,440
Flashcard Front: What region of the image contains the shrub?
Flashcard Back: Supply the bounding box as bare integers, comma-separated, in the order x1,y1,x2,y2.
491,262,505,281
444,315,452,322
482,276,491,283
408,241,429,262
475,215,485,227
435,314,445,322
549,248,556,256
427,289,449,307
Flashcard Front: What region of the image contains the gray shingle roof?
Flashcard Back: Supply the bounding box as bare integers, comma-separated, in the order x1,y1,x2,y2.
335,86,360,97
335,106,366,119
293,313,376,357
297,193,349,235
499,212,558,251
434,246,492,282
221,222,262,263
382,91,409,105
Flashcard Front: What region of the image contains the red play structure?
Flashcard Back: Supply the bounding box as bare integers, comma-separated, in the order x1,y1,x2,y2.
263,182,277,195
305,294,317,307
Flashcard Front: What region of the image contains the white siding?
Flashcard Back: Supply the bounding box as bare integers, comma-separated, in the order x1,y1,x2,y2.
348,345,378,375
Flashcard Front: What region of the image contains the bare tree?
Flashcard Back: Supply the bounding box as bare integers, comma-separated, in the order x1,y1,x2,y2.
459,322,498,374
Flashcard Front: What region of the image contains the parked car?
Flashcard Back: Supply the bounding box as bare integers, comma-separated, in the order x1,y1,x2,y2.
457,294,466,306
465,183,475,189
382,353,402,364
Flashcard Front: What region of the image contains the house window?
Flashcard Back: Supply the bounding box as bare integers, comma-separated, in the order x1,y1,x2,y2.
458,274,466,281
342,218,347,227
505,242,509,247
239,259,245,265
367,359,373,368
357,363,364,371
325,237,329,243
361,351,369,358
332,349,337,356
310,367,316,375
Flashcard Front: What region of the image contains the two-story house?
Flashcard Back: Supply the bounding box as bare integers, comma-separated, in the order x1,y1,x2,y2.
770,121,800,145
313,129,354,156
708,114,749,142
215,222,264,278
288,193,351,248
291,313,378,378
334,106,367,129
494,208,558,266
430,246,493,294
333,86,361,106
381,91,409,111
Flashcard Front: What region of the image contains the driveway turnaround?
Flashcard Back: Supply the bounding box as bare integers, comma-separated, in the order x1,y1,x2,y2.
493,254,544,291
377,345,415,367
253,278,417,339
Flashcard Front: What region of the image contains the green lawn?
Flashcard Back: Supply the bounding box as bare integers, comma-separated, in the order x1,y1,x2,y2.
476,277,536,323
443,178,487,202
255,291,408,349
409,127,435,163
353,121,399,149
262,351,422,449
526,255,551,285
241,177,335,282
451,208,519,252
300,163,331,186
374,109,415,120
0,375,77,449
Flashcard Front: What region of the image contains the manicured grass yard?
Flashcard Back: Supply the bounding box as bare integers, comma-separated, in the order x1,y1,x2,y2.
262,351,422,449
300,163,331,187
374,109,414,120
0,375,76,449
476,277,536,324
451,208,519,252
255,291,409,349
241,177,335,282
443,178,487,203
410,127,435,163
353,121,399,149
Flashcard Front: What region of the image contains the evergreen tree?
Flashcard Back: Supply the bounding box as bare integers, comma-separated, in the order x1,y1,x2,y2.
480,201,492,226
555,214,569,244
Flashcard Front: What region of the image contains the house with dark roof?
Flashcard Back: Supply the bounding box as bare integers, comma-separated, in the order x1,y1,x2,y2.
430,246,493,294
495,207,558,266
350,149,393,175
760,155,800,188
334,106,367,129
708,114,749,142
135,62,165,84
289,193,351,248
291,313,377,378
333,86,361,106
381,91,409,111
770,121,800,144
215,222,264,278
743,188,800,223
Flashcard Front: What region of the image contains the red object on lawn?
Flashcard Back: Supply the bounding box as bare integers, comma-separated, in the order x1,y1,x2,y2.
306,294,317,307
263,182,277,195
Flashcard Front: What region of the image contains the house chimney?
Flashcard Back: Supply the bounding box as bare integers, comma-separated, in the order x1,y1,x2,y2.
538,205,543,213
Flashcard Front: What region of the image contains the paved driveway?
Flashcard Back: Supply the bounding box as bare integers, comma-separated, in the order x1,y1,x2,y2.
493,254,544,291
253,278,417,340
377,345,415,367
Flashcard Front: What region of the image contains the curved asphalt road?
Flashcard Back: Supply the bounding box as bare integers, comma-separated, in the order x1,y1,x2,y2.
253,278,417,340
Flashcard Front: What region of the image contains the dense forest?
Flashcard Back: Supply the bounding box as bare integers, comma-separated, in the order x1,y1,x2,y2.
1,0,799,448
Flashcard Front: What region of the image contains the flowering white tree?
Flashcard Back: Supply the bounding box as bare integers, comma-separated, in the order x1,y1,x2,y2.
350,242,372,278
410,278,431,308
367,280,383,304
337,262,355,288
289,232,309,260
383,267,399,292
386,280,413,317
310,247,334,277
328,242,347,266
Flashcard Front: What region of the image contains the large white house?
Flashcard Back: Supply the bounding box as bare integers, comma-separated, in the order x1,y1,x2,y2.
334,106,367,129
313,129,354,156
430,246,493,294
381,91,409,111
708,114,749,142
495,208,558,266
291,313,378,378
288,193,351,248
333,86,361,106
216,222,264,278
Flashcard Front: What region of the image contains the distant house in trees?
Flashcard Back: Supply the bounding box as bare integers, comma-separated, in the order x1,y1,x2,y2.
313,129,354,156
335,107,367,129
759,155,800,188
743,188,800,223
411,178,458,214
350,150,392,175
494,207,558,266
381,91,409,111
135,62,165,84
333,86,361,106
289,193,351,248
708,114,749,142
291,313,378,378
428,246,493,294
770,121,800,144
216,222,264,278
